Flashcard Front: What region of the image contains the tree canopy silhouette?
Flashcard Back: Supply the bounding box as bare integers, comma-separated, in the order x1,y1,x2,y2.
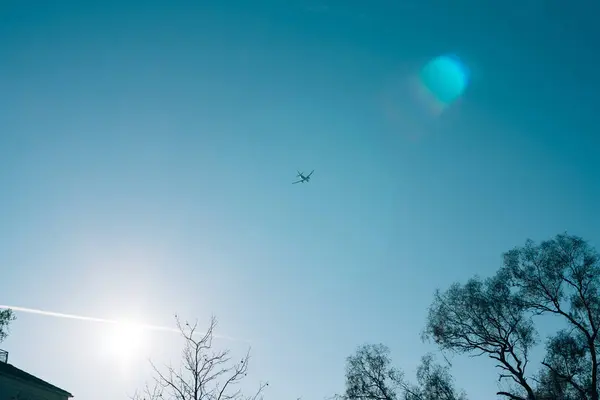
424,233,600,400
341,344,466,400
0,308,15,343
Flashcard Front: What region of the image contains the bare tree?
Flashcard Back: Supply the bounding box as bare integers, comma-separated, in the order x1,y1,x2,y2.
133,382,165,400
133,315,268,400
423,272,537,400
341,344,466,400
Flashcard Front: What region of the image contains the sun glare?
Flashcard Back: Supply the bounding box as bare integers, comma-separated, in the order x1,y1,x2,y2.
102,320,147,365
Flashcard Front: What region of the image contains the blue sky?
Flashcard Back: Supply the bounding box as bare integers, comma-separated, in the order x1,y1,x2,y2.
1,1,599,399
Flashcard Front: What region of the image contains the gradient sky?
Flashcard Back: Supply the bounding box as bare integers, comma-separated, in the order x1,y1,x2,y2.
1,1,599,399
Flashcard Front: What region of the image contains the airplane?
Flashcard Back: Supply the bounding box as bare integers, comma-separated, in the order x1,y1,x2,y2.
292,170,314,184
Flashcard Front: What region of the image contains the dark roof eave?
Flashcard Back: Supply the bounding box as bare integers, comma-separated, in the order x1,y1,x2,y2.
0,363,73,397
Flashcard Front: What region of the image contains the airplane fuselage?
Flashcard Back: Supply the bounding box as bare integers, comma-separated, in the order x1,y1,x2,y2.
293,170,314,184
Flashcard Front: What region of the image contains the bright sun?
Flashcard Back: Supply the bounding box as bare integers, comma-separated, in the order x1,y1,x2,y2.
102,321,147,365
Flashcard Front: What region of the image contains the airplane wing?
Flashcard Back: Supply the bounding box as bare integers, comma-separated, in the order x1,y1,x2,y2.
307,170,314,177
292,180,303,184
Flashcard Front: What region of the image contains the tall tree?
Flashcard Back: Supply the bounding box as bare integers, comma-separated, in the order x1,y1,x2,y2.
503,233,600,400
423,272,537,400
424,233,600,400
403,354,467,400
0,308,15,343
344,344,404,400
342,344,466,400
533,331,589,400
133,315,268,400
